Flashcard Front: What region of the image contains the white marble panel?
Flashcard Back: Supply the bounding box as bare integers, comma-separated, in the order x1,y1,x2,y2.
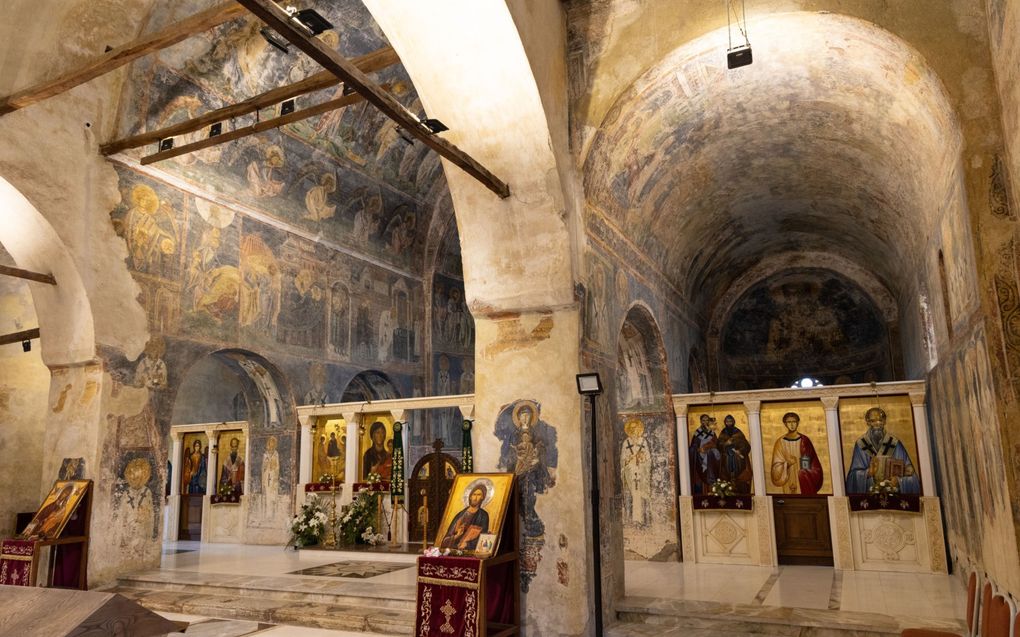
207,502,244,544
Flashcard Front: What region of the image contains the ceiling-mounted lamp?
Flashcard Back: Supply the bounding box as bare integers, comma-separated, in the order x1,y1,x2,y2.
259,26,290,53
290,8,334,36
725,0,753,69
420,117,448,134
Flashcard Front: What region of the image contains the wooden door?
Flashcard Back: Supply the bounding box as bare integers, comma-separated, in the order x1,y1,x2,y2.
177,494,203,541
773,496,833,566
407,440,460,545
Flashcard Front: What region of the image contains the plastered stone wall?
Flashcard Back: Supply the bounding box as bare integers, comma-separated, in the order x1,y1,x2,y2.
0,270,48,538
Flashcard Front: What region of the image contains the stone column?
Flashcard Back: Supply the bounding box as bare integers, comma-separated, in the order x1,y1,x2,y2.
743,401,766,496
343,412,359,506
909,391,937,497
820,396,845,497
166,431,183,542
203,429,218,543
169,433,182,497
298,413,314,487
821,396,853,569
675,403,691,496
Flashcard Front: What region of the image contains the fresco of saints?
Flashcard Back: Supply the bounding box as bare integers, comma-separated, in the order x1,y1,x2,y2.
620,418,652,525
246,144,285,198
261,436,280,496
362,421,392,480
688,414,721,494
124,184,179,275
717,415,753,494
439,483,490,551
116,458,155,556
304,172,337,220
845,407,919,494
770,412,824,495
220,437,245,495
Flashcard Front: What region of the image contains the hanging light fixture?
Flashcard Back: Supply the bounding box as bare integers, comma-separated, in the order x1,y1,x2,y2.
725,0,753,69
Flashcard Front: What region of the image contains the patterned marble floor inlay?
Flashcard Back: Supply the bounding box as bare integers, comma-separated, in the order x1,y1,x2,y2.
287,560,412,579
751,570,782,606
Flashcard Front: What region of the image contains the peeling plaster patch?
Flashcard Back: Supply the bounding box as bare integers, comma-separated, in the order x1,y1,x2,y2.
557,558,569,586
52,383,72,412
79,380,99,406
482,316,555,358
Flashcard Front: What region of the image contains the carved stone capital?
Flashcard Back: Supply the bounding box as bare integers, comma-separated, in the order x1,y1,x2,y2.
743,400,761,415
820,396,839,410
908,391,926,407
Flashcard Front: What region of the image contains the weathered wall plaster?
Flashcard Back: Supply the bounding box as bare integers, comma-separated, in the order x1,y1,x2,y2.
0,269,48,538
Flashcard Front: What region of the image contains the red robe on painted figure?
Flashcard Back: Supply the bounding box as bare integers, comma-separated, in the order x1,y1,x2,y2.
770,433,824,495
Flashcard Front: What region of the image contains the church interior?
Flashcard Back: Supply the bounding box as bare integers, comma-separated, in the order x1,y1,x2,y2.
2,0,1020,635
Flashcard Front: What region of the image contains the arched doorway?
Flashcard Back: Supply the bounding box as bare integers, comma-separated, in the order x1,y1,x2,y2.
614,304,679,561
170,349,297,544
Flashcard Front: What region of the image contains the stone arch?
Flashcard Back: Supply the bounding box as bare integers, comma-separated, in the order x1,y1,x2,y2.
341,369,401,402
0,176,95,367
613,303,679,561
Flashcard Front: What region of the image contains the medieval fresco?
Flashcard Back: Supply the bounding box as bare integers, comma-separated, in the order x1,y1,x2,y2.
686,404,753,495
616,413,679,560
929,325,1014,578
719,271,892,389
113,0,444,274
427,223,475,451
760,401,831,496
112,451,160,564
496,400,558,592
838,395,921,495
112,166,425,365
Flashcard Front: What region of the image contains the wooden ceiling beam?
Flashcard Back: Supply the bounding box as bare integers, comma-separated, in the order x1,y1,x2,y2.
139,86,386,165
102,45,399,156
236,0,511,199
0,2,248,116
0,264,56,285
0,328,40,347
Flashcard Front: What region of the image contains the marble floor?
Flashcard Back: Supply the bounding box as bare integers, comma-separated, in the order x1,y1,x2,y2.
131,543,967,635
624,560,968,620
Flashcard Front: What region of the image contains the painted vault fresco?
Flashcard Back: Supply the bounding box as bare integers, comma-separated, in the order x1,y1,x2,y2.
101,0,456,534
719,270,893,389
113,0,447,274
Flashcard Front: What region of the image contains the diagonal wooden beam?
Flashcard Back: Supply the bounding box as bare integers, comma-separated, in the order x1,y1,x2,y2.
102,46,399,156
236,0,510,199
0,2,248,117
0,328,40,347
139,87,386,165
0,264,56,285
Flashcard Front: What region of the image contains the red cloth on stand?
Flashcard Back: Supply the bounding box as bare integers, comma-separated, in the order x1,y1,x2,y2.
0,539,36,586
416,556,482,636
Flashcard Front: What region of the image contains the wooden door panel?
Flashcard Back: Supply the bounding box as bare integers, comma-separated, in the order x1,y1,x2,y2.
773,496,832,565
177,494,203,541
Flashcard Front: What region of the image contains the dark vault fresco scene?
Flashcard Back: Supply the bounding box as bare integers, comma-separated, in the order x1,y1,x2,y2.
718,270,896,389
